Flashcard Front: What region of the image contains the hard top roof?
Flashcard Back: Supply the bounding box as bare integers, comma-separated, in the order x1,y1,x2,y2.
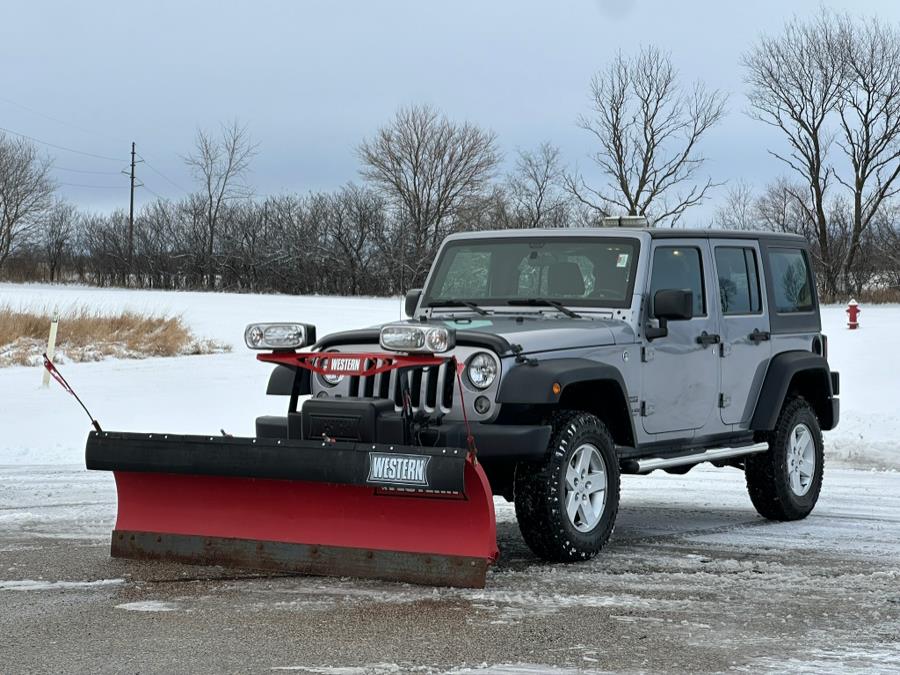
445,227,807,244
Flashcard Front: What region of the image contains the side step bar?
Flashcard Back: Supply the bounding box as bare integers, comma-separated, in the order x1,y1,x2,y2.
624,442,768,475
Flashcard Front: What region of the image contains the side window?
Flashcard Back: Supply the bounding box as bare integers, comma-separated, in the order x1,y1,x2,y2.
769,248,814,313
715,247,762,315
649,247,705,316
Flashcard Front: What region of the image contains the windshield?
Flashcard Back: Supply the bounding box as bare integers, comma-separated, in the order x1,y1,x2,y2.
423,237,640,309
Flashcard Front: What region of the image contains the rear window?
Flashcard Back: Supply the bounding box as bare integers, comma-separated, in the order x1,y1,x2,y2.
769,248,814,313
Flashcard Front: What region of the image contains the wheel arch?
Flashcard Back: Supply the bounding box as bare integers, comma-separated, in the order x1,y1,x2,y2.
498,358,636,448
750,351,838,432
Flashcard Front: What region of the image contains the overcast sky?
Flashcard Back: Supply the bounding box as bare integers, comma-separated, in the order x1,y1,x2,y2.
2,0,899,222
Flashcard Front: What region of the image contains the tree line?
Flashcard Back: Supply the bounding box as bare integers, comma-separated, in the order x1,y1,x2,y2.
2,9,900,300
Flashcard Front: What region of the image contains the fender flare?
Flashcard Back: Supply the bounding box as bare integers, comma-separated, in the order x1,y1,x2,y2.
497,358,636,445
498,358,629,404
266,365,311,404
750,351,838,431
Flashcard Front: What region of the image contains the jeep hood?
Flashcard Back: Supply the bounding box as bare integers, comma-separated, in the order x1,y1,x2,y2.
435,315,634,353
317,314,635,355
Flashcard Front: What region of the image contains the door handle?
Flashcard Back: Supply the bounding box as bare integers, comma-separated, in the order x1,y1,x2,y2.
696,331,721,347
748,329,771,344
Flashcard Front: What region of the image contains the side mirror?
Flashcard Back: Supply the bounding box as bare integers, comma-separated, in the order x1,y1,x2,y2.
646,289,693,340
404,288,423,318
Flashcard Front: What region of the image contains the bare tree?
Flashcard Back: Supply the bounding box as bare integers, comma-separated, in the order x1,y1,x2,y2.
318,185,386,295
358,104,500,286
184,120,257,289
831,14,900,291
0,133,55,273
41,199,78,281
567,46,727,226
714,180,757,230
744,11,846,296
506,143,570,228
754,178,815,237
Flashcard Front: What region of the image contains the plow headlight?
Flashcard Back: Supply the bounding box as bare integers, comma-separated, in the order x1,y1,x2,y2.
467,352,498,389
244,323,316,350
379,324,455,353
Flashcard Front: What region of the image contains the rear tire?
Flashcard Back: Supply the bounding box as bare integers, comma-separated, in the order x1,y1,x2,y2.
746,396,824,521
514,411,620,562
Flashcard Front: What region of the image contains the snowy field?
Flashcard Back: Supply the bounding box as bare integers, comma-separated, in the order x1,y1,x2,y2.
0,282,896,469
0,282,898,673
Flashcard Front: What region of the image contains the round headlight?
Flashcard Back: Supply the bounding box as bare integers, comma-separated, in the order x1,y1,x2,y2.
245,325,264,348
319,355,344,386
424,327,451,353
467,352,498,390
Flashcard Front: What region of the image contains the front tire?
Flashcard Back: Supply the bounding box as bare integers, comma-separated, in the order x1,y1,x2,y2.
514,411,620,562
745,396,824,521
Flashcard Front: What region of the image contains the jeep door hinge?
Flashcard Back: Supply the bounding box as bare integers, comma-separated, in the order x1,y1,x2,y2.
719,342,732,357
641,346,655,362
718,393,731,408
641,401,655,416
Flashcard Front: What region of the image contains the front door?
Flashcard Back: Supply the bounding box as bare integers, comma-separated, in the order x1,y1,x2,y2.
641,240,720,434
710,240,772,425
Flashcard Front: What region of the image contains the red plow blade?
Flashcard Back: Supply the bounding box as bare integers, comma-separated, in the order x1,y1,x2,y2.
89,432,498,588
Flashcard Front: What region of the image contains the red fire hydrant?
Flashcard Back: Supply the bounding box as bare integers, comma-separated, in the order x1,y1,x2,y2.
846,299,861,329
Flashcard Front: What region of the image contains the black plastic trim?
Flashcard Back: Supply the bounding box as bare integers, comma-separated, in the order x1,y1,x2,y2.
498,359,628,405
750,351,836,431
438,423,552,460
266,364,309,396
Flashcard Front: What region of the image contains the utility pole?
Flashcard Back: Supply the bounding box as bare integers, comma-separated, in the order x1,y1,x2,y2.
122,142,142,286
128,141,136,275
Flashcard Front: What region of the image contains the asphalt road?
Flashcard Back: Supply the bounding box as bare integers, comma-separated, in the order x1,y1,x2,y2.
1,463,898,674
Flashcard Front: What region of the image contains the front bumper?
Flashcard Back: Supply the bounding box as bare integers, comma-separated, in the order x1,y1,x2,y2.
255,416,552,461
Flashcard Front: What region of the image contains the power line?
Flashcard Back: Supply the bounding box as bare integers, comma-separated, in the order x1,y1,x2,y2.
0,96,103,139
59,182,126,189
0,125,124,162
136,153,187,192
54,166,122,175
141,183,165,200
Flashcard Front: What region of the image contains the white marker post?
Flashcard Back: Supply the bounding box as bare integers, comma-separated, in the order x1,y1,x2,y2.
42,314,59,388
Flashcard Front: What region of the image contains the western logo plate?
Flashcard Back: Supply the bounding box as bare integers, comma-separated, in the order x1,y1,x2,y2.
367,453,430,487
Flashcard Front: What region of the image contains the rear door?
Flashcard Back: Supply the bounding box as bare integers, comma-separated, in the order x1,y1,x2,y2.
711,241,771,425
640,240,720,434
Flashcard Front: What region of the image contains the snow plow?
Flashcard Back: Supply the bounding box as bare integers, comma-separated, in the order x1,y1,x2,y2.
79,322,499,588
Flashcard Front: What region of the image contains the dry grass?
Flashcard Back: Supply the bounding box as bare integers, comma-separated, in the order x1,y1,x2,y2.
851,287,900,304
0,306,229,367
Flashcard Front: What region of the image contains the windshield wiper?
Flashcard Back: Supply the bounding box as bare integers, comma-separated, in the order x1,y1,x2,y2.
427,300,490,316
506,298,581,319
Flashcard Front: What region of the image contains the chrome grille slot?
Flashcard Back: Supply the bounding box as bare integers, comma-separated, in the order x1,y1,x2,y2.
423,366,437,412
362,359,376,397
409,369,423,407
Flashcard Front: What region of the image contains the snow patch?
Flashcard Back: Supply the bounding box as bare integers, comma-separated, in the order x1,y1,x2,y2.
116,600,180,612
0,578,124,591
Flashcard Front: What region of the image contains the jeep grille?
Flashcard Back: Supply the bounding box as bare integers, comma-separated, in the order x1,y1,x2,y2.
349,360,456,414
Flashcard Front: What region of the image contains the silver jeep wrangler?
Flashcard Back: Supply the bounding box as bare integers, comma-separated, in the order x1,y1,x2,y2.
260,227,840,562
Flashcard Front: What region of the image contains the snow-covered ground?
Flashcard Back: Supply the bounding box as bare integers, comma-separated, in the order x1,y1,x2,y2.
0,282,896,468
0,282,897,672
